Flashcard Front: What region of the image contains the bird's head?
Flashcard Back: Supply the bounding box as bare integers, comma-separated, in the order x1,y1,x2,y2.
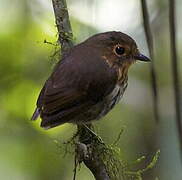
85,31,150,67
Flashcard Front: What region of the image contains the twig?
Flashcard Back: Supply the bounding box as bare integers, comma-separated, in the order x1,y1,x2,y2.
51,0,110,179
169,0,182,158
73,153,78,180
113,128,124,146
140,0,160,123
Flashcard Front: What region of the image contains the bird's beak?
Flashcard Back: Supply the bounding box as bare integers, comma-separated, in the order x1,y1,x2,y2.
134,53,151,62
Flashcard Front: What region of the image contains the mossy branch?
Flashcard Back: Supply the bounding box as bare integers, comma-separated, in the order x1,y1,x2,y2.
52,0,73,53
76,124,110,180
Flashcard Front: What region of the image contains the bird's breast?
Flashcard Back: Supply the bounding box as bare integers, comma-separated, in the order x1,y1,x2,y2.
96,81,128,120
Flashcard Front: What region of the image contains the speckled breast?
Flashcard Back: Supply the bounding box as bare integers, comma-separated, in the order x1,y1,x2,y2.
96,81,128,120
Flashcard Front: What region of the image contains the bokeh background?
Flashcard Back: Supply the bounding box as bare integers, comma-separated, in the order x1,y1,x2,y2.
0,0,182,179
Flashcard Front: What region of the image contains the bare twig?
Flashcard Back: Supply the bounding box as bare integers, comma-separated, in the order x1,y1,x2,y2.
51,0,110,179
140,0,160,123
169,0,182,157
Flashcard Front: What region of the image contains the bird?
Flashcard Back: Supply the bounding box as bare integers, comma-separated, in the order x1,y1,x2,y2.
31,31,150,129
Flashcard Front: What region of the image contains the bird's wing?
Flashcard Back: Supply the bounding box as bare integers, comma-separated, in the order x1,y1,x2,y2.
32,47,118,128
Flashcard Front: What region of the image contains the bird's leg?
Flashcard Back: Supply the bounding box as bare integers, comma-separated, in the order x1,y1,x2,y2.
82,124,98,137
78,123,104,144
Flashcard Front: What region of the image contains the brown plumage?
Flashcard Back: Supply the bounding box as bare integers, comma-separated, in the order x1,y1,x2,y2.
31,31,150,129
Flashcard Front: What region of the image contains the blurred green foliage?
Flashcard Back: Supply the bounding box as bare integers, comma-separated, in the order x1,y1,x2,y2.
0,0,182,180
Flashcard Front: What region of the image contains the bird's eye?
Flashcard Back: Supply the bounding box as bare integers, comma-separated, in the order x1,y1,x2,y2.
114,46,125,56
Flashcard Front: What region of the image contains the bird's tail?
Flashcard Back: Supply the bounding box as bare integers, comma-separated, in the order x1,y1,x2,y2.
31,108,40,120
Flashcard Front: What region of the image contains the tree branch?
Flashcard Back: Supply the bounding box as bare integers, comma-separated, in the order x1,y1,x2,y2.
140,0,160,123
52,0,73,53
169,0,182,160
76,124,110,180
51,0,110,179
